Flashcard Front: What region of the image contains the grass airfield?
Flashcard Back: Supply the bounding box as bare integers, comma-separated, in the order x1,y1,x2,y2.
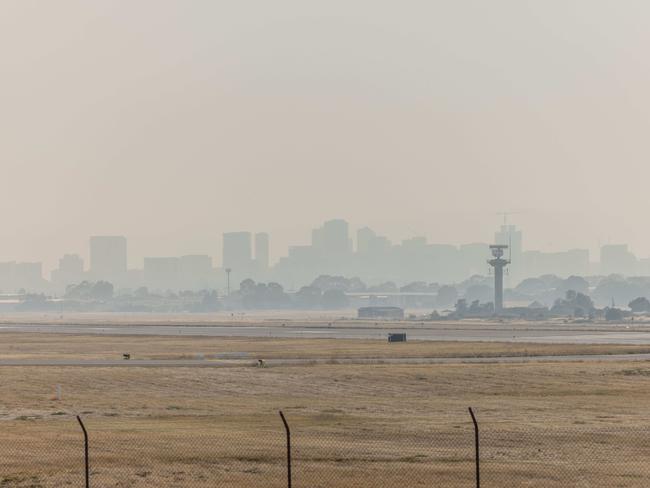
2,318,650,486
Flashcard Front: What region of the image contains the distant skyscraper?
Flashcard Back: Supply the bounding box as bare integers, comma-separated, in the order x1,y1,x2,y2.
460,243,489,277
356,227,390,255
401,236,427,249
356,227,375,254
179,254,212,290
90,236,127,282
0,262,44,292
144,257,179,291
255,233,270,270
223,232,253,271
59,254,84,275
51,254,85,289
142,254,212,291
601,244,637,276
521,249,590,280
312,219,351,257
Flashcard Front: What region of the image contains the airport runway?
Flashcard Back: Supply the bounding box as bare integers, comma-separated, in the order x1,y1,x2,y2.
2,353,650,367
3,322,650,344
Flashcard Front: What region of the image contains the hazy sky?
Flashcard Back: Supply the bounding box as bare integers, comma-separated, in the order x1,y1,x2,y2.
2,1,650,272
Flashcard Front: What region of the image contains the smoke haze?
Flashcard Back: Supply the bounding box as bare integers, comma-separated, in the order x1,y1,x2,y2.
1,1,649,271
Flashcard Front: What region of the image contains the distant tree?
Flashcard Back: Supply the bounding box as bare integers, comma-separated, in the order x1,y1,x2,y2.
321,289,349,309
347,277,367,292
461,275,492,288
197,290,220,312
574,292,594,312
134,287,149,298
551,290,594,317
629,297,650,313
242,282,267,308
628,277,650,287
559,276,589,295
565,289,578,301
573,306,586,318
400,281,429,293
367,282,398,293
65,281,91,299
92,281,114,300
429,310,441,320
593,277,645,307
237,281,290,309
464,284,493,304
539,274,563,289
310,275,366,292
266,282,290,308
65,281,113,300
515,278,547,296
239,279,256,296
294,286,323,309
436,285,458,307
16,294,50,311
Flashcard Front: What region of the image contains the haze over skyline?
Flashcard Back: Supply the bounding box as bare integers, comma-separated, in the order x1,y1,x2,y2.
2,1,649,271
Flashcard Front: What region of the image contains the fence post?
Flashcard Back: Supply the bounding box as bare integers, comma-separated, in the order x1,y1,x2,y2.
279,411,292,488
76,416,90,488
468,408,480,488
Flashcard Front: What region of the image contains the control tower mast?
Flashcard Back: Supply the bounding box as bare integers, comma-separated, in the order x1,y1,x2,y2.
488,244,510,314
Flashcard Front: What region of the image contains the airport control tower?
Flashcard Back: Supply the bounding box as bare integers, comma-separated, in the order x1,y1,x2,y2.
488,244,510,314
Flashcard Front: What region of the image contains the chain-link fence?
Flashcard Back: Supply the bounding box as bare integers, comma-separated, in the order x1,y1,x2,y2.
2,410,650,487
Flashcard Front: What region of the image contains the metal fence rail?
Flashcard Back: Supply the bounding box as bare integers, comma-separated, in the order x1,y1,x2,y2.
1,409,650,487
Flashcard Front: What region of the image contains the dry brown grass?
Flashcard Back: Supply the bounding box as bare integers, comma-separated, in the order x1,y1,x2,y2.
3,333,650,486
3,332,650,361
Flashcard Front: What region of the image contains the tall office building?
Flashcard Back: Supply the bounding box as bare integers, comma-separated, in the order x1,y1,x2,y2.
90,236,127,282
179,254,212,290
58,254,84,275
460,243,489,277
255,233,270,270
143,254,212,291
0,262,44,292
144,257,179,291
223,232,253,272
601,244,637,276
312,219,352,257
522,249,590,278
51,254,85,289
356,227,390,255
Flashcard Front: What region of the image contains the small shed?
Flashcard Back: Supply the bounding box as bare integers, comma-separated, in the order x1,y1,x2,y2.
388,333,407,343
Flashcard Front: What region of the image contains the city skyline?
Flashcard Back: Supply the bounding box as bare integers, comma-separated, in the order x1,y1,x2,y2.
0,213,646,276
3,2,650,280
2,218,650,295
1,215,648,277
